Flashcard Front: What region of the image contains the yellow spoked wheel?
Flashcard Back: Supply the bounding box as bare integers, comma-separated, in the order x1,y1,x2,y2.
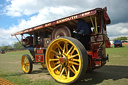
46,37,88,84
21,54,33,74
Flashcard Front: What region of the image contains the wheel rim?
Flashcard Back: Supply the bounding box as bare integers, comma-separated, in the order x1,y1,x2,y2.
46,38,82,83
21,55,30,73
52,25,71,39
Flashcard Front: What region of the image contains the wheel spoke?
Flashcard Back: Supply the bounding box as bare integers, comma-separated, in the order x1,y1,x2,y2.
58,48,62,55
24,57,27,62
23,60,26,64
68,66,76,74
60,67,65,77
63,43,66,53
65,42,68,53
67,68,70,78
25,57,28,62
68,54,79,59
51,50,60,56
26,66,28,70
28,66,30,70
66,46,73,55
26,59,28,62
72,65,77,72
54,55,60,58
25,66,27,70
26,62,29,66
64,67,68,77
49,59,59,62
23,65,25,69
60,64,62,72
52,64,61,71
55,61,60,65
24,57,26,61
57,43,63,52
72,59,79,62
23,61,25,65
69,61,79,65
70,48,75,55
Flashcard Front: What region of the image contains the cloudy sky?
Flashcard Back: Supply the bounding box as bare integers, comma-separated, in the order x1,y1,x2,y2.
0,0,128,46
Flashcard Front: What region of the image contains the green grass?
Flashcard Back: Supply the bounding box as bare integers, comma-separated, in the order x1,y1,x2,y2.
0,46,128,85
106,45,128,65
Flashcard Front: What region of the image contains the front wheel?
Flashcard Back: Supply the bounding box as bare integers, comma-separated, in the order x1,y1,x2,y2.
46,37,88,84
21,54,33,74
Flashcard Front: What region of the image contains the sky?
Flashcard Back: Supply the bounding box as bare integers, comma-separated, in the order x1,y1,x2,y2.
0,0,128,46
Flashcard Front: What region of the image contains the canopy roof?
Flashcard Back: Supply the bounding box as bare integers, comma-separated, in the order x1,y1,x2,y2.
11,7,110,36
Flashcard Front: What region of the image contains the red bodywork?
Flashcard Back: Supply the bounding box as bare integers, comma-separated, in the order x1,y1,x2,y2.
35,54,44,62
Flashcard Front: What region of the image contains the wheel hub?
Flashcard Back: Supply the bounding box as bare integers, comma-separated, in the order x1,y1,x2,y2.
59,57,66,63
59,54,68,66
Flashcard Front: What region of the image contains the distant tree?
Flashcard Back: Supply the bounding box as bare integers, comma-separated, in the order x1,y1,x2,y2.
119,37,127,40
1,44,7,51
7,45,13,49
0,42,23,51
13,42,23,50
113,36,127,41
0,44,13,51
1,46,8,51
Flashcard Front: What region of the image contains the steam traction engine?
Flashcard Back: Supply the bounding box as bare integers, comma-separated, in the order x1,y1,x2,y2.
11,7,111,84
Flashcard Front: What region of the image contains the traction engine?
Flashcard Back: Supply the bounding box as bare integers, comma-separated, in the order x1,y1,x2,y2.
12,7,111,84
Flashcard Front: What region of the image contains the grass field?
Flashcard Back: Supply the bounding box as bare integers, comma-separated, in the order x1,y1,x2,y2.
0,45,128,85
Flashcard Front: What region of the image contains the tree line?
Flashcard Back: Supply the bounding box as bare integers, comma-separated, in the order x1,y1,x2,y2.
0,42,24,51
113,36,128,41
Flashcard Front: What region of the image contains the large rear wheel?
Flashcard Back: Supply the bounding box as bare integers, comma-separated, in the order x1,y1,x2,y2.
46,37,88,84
